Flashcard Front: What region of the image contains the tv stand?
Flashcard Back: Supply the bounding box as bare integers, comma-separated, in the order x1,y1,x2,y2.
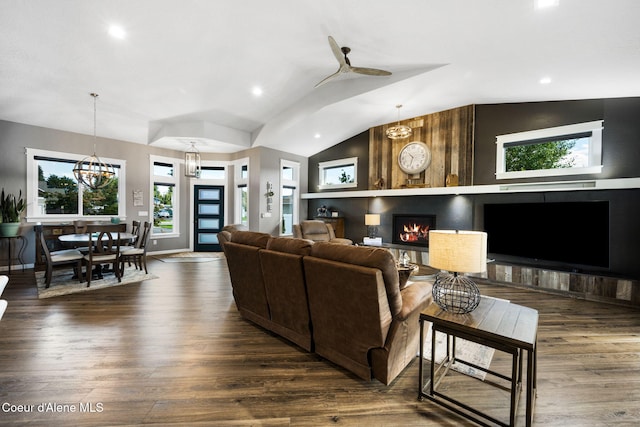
479,261,639,308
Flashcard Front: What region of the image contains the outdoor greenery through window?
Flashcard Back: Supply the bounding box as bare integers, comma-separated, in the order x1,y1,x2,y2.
26,149,125,220
234,159,249,226
317,157,358,189
496,121,603,179
151,158,178,236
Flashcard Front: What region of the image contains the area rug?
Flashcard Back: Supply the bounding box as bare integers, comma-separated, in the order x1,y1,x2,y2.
36,266,158,299
422,296,510,381
422,324,495,381
153,252,225,263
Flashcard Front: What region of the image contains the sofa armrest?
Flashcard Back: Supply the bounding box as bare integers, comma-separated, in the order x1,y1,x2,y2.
329,237,353,245
397,281,432,321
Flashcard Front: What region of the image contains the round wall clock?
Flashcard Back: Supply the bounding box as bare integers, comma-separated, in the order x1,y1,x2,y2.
398,141,431,174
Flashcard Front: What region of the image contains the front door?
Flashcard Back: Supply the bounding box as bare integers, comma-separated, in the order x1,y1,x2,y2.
194,185,224,252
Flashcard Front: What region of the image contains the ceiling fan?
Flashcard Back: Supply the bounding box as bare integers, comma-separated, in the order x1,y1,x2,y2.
314,36,392,88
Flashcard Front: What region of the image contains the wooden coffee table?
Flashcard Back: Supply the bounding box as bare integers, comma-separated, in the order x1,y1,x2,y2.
419,296,538,426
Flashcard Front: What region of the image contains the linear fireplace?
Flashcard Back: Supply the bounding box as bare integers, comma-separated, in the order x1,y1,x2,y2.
392,214,436,247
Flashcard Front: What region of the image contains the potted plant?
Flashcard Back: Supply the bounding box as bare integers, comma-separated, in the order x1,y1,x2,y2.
0,188,25,237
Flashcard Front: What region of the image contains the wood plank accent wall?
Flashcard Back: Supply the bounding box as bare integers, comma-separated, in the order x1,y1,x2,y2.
368,105,474,189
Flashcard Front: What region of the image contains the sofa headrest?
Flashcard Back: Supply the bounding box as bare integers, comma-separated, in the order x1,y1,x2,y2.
266,237,313,256
217,230,232,246
300,220,329,235
222,224,249,233
310,242,402,314
229,230,271,248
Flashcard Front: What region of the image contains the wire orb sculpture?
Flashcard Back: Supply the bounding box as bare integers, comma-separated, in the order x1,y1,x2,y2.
432,272,481,314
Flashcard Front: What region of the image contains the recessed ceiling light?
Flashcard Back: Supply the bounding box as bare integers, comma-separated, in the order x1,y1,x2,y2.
108,25,126,40
535,0,559,10
252,86,263,97
540,76,552,85
314,133,321,139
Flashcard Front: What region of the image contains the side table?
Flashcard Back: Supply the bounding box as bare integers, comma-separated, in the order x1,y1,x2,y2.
419,297,538,426
1,235,26,274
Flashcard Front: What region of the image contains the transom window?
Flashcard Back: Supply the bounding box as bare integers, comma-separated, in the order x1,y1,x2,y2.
26,148,126,221
496,121,603,180
317,157,358,189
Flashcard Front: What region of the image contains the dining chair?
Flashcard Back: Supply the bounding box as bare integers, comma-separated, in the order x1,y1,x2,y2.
0,299,7,321
118,220,141,255
130,220,141,241
120,221,151,274
0,276,7,320
0,275,8,296
84,224,122,287
37,229,84,288
73,220,87,234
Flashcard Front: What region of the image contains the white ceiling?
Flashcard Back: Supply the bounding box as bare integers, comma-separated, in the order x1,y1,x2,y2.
1,0,639,157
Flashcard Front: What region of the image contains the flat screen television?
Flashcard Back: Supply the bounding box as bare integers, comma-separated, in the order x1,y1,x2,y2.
483,201,610,269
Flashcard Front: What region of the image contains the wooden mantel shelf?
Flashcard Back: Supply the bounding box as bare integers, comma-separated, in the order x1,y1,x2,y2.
302,177,640,199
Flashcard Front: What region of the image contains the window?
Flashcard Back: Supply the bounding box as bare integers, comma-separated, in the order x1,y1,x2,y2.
280,160,299,236
234,159,249,226
199,166,225,180
318,157,358,189
151,156,179,237
495,121,603,179
26,148,126,221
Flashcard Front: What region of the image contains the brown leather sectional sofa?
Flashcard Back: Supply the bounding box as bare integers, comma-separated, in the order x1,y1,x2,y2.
219,229,433,385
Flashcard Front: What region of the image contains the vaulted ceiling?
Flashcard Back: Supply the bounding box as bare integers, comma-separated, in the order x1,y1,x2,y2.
1,0,639,157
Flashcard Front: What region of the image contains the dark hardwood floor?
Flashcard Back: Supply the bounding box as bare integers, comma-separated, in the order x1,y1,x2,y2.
1,257,639,426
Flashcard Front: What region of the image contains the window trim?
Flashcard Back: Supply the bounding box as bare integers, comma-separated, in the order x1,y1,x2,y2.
150,155,179,239
317,157,358,190
26,147,126,222
233,157,249,226
280,159,299,236
495,120,603,180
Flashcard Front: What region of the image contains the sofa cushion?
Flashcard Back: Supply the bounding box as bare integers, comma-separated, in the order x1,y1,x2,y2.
310,242,402,316
266,236,313,256
230,230,270,248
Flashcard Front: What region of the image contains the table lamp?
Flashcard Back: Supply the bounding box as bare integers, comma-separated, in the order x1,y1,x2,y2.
365,214,380,238
428,230,487,314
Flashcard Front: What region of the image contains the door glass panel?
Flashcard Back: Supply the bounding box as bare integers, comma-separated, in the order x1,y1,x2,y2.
199,204,220,215
198,233,219,244
198,218,219,229
199,189,220,200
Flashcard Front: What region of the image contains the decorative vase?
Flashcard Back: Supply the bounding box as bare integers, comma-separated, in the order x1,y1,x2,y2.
0,222,21,237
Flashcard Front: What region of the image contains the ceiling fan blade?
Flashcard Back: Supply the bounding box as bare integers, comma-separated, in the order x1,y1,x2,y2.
350,66,392,76
328,36,347,66
314,70,341,88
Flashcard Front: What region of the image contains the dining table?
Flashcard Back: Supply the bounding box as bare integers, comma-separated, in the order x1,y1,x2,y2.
58,232,138,279
58,232,137,247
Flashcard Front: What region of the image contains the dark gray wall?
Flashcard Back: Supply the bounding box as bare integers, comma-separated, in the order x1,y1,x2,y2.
307,97,640,279
474,98,640,184
308,130,369,192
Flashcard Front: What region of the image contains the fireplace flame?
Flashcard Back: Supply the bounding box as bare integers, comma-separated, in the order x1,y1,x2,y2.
399,223,430,242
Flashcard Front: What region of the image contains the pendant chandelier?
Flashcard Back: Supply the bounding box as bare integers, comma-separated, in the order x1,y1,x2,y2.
386,104,413,140
185,141,201,178
73,93,115,189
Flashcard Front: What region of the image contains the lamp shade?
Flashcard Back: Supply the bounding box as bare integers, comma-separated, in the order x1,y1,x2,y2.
365,214,380,226
429,230,487,273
